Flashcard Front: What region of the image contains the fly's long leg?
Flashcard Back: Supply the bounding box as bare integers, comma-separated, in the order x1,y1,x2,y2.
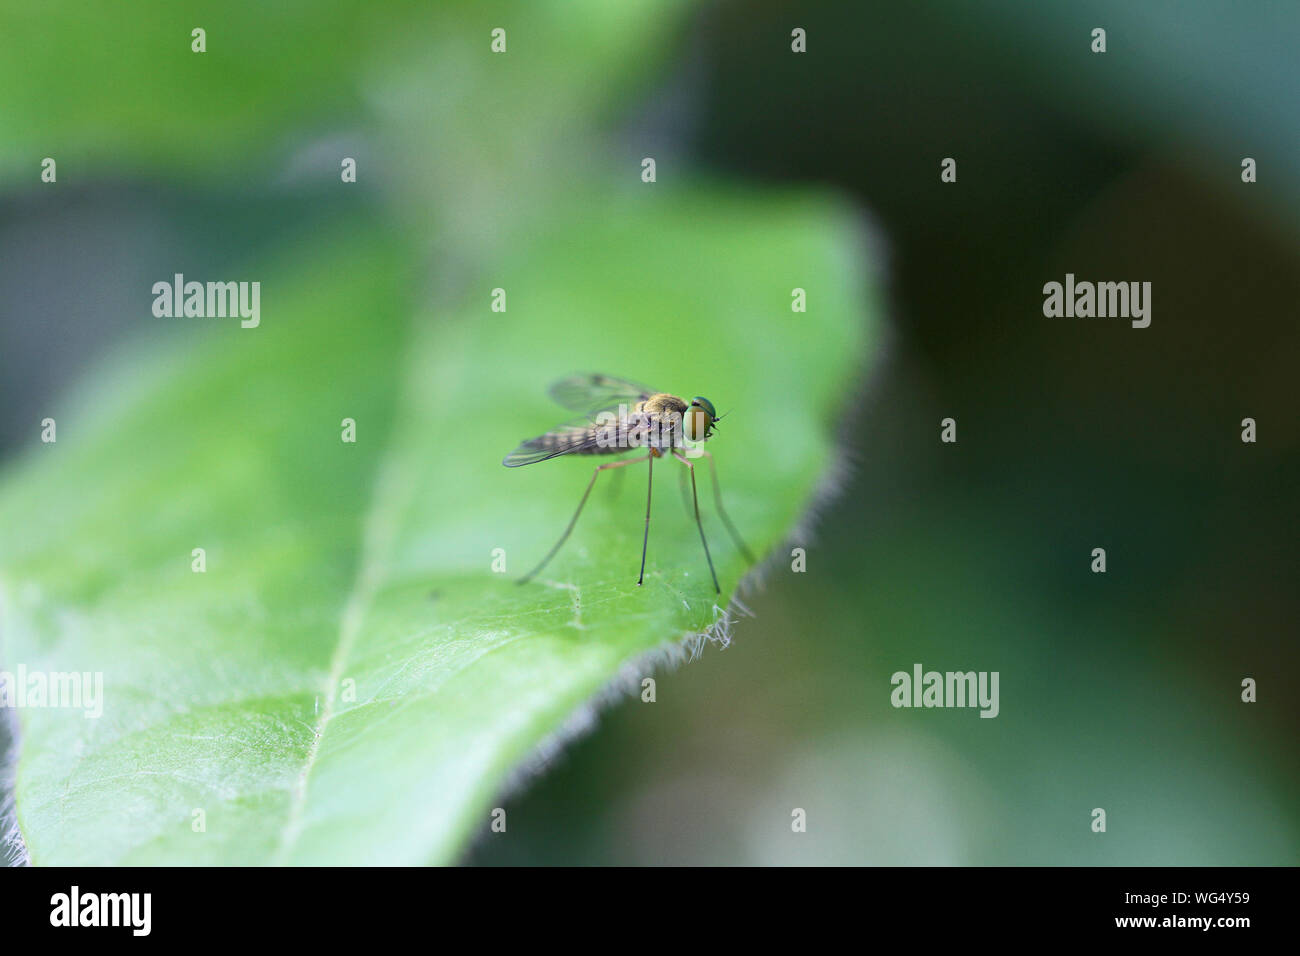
637,452,654,585
674,453,721,593
699,449,754,564
518,453,651,585
677,461,693,517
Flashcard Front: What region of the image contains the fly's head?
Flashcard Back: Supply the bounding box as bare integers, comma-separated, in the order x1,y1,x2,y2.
685,396,719,442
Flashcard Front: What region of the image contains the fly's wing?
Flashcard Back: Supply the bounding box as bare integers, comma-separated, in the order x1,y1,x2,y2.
503,374,660,467
502,416,609,467
502,403,663,467
548,373,656,417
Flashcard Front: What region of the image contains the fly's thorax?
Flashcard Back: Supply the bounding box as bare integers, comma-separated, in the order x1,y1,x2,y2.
592,396,689,452
650,395,688,451
643,393,688,417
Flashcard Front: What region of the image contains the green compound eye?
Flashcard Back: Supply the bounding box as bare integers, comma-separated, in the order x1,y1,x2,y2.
691,396,717,419
685,397,716,441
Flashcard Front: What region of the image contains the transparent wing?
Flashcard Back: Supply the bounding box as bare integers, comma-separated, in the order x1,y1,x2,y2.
502,402,663,467
502,418,607,467
548,373,657,416
503,374,660,467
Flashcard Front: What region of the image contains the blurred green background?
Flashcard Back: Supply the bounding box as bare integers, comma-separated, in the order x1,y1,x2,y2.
2,0,1297,864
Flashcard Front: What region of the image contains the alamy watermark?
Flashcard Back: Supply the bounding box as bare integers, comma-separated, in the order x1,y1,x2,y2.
1043,273,1151,328
152,274,260,328
0,664,103,718
589,403,709,458
50,886,150,936
891,663,999,718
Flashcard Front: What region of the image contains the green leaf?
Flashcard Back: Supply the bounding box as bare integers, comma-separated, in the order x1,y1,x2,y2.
0,0,685,180
0,185,876,864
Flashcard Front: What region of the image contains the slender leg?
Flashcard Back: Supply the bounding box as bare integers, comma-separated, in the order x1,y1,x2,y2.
699,450,754,564
674,453,720,593
518,453,651,585
677,461,693,517
637,453,654,585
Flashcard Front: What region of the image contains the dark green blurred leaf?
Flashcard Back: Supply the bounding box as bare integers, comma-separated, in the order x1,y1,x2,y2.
0,0,684,181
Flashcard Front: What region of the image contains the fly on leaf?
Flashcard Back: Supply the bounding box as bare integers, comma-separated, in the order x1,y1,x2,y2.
503,373,753,592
